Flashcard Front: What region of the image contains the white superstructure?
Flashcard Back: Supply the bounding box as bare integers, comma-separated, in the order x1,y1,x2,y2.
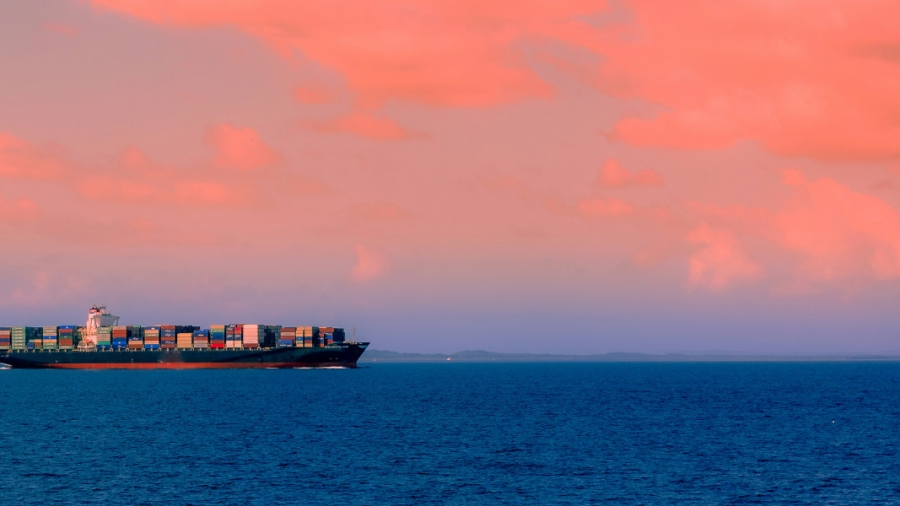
77,305,119,350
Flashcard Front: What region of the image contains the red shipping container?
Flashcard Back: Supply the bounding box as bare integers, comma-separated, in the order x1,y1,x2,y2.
210,342,224,349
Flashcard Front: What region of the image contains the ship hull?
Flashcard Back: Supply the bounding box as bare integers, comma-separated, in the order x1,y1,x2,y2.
0,343,368,369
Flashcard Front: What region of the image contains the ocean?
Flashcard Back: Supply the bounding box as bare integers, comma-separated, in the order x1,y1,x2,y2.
1,362,898,504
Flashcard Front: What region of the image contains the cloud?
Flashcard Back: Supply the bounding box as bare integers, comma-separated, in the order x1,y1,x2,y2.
349,245,388,282
354,202,412,221
597,158,662,188
294,82,338,104
42,22,80,37
90,0,606,108
591,1,900,161
478,174,535,201
686,168,900,289
77,146,241,205
207,124,279,170
87,1,900,161
774,169,900,283
309,114,419,140
0,196,41,223
686,224,762,290
0,133,67,180
0,270,92,308
577,197,634,217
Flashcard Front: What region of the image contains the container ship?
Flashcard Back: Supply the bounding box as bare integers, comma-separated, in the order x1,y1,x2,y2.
0,305,368,369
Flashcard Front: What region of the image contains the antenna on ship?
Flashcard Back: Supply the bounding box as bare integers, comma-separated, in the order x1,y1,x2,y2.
352,326,356,344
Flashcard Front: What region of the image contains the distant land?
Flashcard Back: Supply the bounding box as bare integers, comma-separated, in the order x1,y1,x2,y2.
361,349,900,363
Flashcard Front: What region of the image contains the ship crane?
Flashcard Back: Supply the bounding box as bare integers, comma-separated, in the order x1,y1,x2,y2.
77,305,120,351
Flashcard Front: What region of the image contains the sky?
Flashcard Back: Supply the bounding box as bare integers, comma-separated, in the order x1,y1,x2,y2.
2,1,900,354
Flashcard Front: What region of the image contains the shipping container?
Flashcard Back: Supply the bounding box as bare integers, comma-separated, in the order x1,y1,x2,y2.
176,332,193,348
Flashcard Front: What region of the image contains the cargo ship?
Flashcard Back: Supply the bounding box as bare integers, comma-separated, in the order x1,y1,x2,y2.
0,306,368,369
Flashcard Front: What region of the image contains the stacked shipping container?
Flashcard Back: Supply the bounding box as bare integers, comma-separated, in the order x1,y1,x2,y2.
222,324,245,349
112,326,128,349
243,324,260,349
11,327,30,350
161,325,176,349
42,326,58,350
126,326,143,349
1,322,345,351
297,326,317,348
192,330,209,349
96,326,112,349
144,326,160,350
176,332,192,349
279,327,296,348
58,325,76,350
210,325,225,349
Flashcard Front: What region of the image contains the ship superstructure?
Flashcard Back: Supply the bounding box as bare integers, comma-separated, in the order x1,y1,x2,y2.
79,305,120,350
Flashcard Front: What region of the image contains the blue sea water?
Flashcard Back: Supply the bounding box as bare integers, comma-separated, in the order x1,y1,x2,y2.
1,362,899,505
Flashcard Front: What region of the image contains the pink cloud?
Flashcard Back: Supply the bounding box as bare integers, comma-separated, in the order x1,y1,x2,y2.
577,197,635,217
349,245,388,282
78,146,242,206
597,158,662,188
478,174,534,201
591,1,900,161
310,114,418,140
89,0,605,107
686,169,900,289
0,133,66,180
0,270,92,308
288,175,329,196
775,169,900,283
42,22,80,37
207,124,279,170
355,202,412,221
686,224,762,290
80,1,900,162
294,82,338,104
0,196,41,223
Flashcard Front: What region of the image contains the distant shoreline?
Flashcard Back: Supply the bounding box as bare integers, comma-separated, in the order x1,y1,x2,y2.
360,349,900,363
